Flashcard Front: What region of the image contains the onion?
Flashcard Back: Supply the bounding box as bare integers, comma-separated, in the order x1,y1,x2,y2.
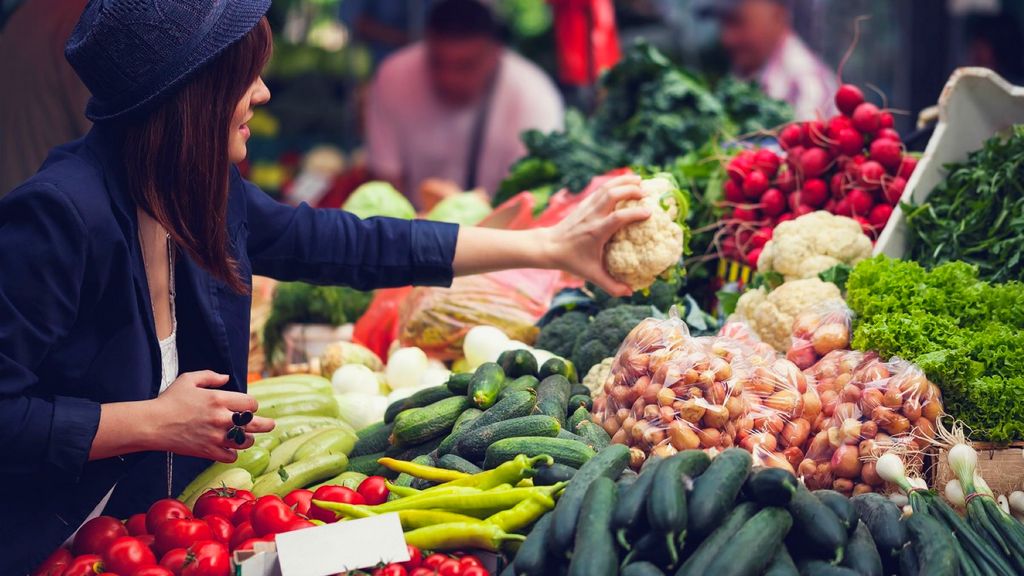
830,445,862,479
888,492,909,507
334,393,388,431
417,365,452,389
463,325,510,368
1009,491,1024,516
386,347,430,389
876,452,912,491
997,494,1010,515
945,479,966,509
331,364,381,396
947,443,979,493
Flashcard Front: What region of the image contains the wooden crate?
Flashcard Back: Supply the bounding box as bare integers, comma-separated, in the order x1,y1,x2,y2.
931,442,1024,496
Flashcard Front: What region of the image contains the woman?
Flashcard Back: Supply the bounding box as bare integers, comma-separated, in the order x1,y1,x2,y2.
0,1,648,572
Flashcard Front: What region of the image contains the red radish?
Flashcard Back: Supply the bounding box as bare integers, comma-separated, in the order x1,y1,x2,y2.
853,215,873,237
803,120,827,146
875,128,901,142
835,84,865,116
802,178,829,208
724,179,745,203
727,156,752,184
830,172,847,197
785,145,805,169
846,188,874,216
788,191,804,213
750,227,773,249
828,115,853,137
746,246,763,268
743,170,770,199
824,199,837,212
733,206,761,222
879,111,895,128
775,167,796,193
836,128,863,156
793,204,814,217
869,204,893,229
736,228,753,248
799,147,831,178
834,197,853,217
721,236,739,259
883,176,906,204
858,160,886,190
753,149,781,177
776,212,796,224
869,138,902,171
760,188,786,216
897,156,917,179
779,124,804,149
852,102,881,134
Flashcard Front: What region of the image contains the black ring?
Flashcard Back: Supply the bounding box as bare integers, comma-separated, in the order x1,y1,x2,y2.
232,411,254,426
226,425,246,445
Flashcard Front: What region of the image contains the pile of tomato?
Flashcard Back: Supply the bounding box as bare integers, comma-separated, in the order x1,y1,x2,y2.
367,547,492,576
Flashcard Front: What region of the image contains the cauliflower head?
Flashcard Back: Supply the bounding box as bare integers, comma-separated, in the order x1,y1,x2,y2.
757,211,872,281
733,277,843,351
603,176,686,291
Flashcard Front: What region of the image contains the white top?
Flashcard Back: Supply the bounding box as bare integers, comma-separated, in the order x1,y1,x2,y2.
756,32,839,122
366,43,564,207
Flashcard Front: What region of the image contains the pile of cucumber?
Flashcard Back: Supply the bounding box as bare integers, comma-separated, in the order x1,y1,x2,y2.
347,350,609,481
510,446,920,576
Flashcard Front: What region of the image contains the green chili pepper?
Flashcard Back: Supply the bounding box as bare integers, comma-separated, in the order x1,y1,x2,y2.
377,457,469,483
313,501,482,530
440,454,553,490
404,521,526,552
320,485,558,518
485,484,563,532
384,481,422,498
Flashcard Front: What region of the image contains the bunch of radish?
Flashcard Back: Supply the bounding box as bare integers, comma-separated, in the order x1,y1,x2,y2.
720,83,918,267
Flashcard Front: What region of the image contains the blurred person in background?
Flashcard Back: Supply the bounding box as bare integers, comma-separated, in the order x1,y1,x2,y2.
0,0,91,196
700,0,837,120
341,0,433,68
966,14,1024,85
366,0,564,209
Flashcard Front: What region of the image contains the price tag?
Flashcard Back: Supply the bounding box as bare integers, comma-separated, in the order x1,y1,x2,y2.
274,513,409,576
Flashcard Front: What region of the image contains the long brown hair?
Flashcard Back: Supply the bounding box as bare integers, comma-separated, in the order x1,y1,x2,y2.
119,17,273,294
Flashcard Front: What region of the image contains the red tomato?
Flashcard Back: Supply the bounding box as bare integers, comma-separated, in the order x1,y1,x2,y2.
283,518,315,532
146,500,191,534
437,558,462,576
460,567,489,576
409,569,435,576
154,518,213,556
132,567,174,576
125,514,149,536
402,545,422,569
159,548,187,576
193,488,253,520
228,522,255,551
459,556,483,569
356,476,389,506
231,500,256,526
374,564,408,576
423,554,449,569
282,489,314,517
73,516,129,556
30,547,71,576
180,541,230,576
103,537,157,575
199,515,233,545
136,534,156,553
231,537,272,552
251,496,296,536
60,554,103,576
308,486,363,523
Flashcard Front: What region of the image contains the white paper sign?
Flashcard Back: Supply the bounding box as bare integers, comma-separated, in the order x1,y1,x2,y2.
274,513,410,576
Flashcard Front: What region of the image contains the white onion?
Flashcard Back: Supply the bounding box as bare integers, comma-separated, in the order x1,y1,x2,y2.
463,325,510,368
875,453,907,485
531,348,556,367
998,494,1010,514
944,479,966,508
386,347,430,389
418,365,451,389
334,393,388,431
331,364,381,396
1009,491,1024,515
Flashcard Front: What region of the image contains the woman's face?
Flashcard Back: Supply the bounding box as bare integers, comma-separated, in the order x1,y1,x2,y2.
229,76,271,164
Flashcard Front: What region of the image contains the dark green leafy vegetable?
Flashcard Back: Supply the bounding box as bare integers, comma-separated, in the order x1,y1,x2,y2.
819,263,853,291
263,282,373,365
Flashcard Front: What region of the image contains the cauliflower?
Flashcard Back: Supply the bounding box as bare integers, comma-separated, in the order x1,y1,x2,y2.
582,356,614,397
733,277,843,351
756,211,872,281
603,176,687,291
319,341,384,376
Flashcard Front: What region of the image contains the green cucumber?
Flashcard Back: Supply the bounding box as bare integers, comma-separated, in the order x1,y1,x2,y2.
701,507,793,576
384,385,455,423
498,349,538,378
567,477,617,576
850,493,906,562
252,453,348,497
764,547,799,576
267,430,323,471
686,447,752,538
905,513,957,576
484,437,595,469
536,375,571,427
567,394,593,413
623,531,677,569
613,457,664,549
347,452,387,476
574,420,611,450
391,395,471,447
676,501,759,576
273,416,352,440
468,362,506,409
548,444,630,556
456,415,561,460
534,462,578,486
385,434,445,462
569,383,590,398
744,467,799,506
797,560,861,576
292,427,357,461
514,511,555,576
568,406,590,432
499,375,539,400
622,562,666,576
814,489,859,535
787,483,848,564
439,389,536,456
649,451,709,557
446,372,473,395
841,520,883,576
899,542,920,576
350,421,394,457
390,454,434,501
435,407,484,456
258,393,339,419
539,357,577,384
437,453,482,475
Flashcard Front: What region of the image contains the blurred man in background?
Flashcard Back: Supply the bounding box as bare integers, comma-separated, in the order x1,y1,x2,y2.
366,0,564,209
0,0,91,195
701,0,837,120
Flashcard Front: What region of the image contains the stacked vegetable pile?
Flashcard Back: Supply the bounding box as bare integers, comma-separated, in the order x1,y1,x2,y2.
512,445,938,576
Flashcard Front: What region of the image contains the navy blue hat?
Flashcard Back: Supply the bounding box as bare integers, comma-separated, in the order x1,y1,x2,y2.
66,0,271,122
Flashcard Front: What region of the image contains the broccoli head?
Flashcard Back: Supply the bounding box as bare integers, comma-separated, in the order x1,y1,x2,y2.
571,305,653,375
535,310,590,359
587,266,683,312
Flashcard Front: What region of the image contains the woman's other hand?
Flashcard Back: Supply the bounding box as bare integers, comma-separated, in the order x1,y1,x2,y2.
150,371,275,462
542,174,650,297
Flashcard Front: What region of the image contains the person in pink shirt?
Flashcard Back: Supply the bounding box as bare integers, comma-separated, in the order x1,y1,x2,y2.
701,0,838,121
